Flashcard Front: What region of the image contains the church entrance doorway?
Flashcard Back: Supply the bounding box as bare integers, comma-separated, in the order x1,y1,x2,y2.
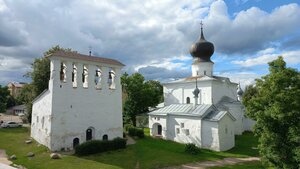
86,128,93,141
73,138,79,148
157,125,162,135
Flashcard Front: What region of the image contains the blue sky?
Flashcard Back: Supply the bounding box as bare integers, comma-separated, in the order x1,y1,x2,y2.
0,0,299,88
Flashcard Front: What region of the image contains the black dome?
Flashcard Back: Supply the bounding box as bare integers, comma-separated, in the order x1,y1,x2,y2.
190,27,214,62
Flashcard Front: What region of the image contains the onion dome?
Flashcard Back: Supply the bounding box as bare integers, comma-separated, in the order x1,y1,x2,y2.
193,78,200,98
237,83,243,95
190,23,214,62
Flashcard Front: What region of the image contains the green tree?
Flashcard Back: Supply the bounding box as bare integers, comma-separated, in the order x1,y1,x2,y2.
244,56,300,169
24,45,75,122
121,73,163,126
0,85,10,112
242,84,258,120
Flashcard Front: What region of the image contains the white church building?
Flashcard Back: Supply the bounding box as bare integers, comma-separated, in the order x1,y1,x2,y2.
149,26,255,151
31,51,124,151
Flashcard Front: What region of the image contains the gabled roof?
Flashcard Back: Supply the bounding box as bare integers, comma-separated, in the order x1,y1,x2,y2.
47,51,125,67
149,104,215,117
163,75,237,85
149,103,236,122
203,110,236,121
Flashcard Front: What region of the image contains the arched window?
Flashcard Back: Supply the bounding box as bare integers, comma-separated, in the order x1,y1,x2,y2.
82,65,88,88
102,134,108,141
86,128,94,141
73,138,80,148
72,64,77,88
108,68,116,89
186,97,190,104
94,67,102,89
60,62,67,82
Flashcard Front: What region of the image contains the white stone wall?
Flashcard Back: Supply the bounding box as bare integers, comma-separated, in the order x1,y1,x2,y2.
202,120,220,151
212,81,237,104
168,115,202,146
164,81,212,106
224,103,245,135
243,117,255,131
31,90,52,149
149,115,167,138
31,56,123,151
192,62,214,77
218,114,235,151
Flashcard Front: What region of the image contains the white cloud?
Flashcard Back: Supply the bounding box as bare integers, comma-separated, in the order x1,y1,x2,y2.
0,0,299,85
232,50,300,67
217,71,261,89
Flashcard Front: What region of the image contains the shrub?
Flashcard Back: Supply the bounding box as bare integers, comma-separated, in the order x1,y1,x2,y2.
184,143,200,155
75,137,126,156
128,127,144,138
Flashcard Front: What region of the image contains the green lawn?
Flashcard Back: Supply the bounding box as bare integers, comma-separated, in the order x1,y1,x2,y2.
0,128,260,169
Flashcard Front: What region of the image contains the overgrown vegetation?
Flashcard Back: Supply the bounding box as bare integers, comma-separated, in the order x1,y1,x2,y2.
243,56,300,169
75,138,127,156
128,127,145,138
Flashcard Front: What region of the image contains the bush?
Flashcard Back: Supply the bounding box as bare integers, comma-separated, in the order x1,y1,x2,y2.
75,137,126,156
184,143,200,155
128,127,144,138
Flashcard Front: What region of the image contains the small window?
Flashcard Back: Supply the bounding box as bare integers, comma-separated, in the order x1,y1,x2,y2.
41,117,44,128
180,123,184,128
157,117,160,121
225,126,228,134
186,97,190,104
37,116,39,123
185,129,190,135
176,128,180,134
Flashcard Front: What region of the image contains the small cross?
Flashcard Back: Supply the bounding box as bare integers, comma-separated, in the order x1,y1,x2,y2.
200,21,203,29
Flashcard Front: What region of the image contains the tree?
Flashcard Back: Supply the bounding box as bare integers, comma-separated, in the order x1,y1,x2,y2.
244,56,300,169
24,45,75,122
242,84,258,120
0,85,10,113
121,73,163,126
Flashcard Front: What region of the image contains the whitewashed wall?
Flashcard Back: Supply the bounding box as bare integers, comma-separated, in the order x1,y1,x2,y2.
31,56,123,151
149,115,167,138
168,115,202,146
202,120,220,151
243,118,255,131
212,81,237,104
164,81,212,106
224,103,245,135
31,90,52,149
218,114,235,151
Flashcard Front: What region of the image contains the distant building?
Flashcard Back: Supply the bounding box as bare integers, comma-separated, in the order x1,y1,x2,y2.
6,104,27,115
149,25,255,151
31,51,124,151
7,82,26,98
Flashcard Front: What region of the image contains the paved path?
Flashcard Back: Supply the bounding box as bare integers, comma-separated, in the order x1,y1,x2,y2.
0,149,12,166
164,157,260,169
0,149,17,169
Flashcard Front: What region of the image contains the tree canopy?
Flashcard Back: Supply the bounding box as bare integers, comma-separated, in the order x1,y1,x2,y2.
0,85,10,113
243,56,300,169
21,45,75,122
121,73,163,126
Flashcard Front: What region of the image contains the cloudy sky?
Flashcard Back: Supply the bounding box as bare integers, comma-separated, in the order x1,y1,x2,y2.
0,0,300,88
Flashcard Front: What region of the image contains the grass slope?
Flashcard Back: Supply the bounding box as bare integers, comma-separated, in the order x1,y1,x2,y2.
0,128,260,169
